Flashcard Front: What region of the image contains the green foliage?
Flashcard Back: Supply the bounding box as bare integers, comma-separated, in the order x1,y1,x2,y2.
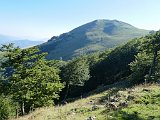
83,38,141,92
47,60,67,69
20,59,64,108
0,44,64,114
63,57,90,87
62,57,90,99
130,31,160,83
0,95,16,120
129,52,152,82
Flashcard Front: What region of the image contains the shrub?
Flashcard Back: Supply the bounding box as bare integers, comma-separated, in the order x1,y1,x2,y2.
0,96,16,120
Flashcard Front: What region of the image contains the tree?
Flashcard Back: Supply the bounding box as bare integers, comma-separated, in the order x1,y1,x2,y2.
129,52,151,83
62,57,90,100
130,31,160,83
145,32,160,80
0,44,64,115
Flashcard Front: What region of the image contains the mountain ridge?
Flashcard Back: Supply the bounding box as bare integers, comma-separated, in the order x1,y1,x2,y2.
39,19,151,60
0,34,44,48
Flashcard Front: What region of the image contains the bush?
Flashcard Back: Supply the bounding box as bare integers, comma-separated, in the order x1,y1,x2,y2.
0,96,16,120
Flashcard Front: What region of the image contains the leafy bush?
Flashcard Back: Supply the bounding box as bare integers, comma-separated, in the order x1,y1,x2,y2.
0,96,16,120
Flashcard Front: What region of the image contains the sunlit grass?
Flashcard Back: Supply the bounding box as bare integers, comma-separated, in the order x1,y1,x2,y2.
14,83,160,120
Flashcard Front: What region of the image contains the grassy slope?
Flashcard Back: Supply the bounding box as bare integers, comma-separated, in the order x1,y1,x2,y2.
14,81,160,120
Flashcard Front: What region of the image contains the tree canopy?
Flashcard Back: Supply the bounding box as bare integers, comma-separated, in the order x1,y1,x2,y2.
0,44,64,115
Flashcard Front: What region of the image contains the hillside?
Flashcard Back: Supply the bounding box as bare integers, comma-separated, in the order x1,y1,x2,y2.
1,29,159,120
39,19,150,60
14,82,160,120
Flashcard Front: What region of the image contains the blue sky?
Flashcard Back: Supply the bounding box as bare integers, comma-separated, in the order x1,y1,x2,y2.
0,0,160,40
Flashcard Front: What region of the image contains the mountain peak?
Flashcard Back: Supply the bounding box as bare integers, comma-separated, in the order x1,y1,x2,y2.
93,19,126,24
39,20,150,60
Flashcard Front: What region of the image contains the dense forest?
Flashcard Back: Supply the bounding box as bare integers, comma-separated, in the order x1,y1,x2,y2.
0,31,160,120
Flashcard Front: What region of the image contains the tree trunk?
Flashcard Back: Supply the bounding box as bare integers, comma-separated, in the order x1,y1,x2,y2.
64,82,69,100
21,102,25,116
16,107,19,118
149,49,158,79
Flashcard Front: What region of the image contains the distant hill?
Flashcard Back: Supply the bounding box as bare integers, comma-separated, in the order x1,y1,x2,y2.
39,19,151,60
0,34,44,48
9,40,44,48
0,34,19,44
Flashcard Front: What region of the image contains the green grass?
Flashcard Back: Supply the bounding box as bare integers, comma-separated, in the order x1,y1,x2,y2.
14,82,160,120
109,84,160,120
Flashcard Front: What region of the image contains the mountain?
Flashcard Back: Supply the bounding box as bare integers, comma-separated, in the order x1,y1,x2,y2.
9,40,44,48
39,19,151,60
0,34,44,48
0,34,19,44
6,30,160,120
